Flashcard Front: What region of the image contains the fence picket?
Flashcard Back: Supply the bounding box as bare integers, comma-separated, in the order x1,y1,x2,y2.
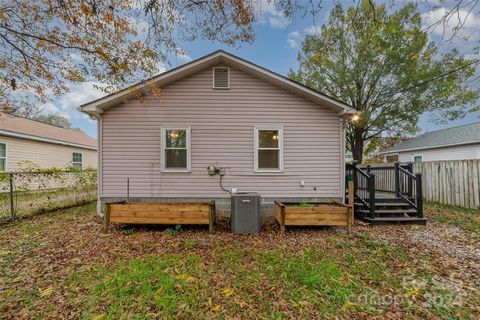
373,160,480,209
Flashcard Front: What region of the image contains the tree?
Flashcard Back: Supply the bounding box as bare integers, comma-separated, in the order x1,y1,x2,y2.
34,113,76,129
0,0,261,115
289,1,479,163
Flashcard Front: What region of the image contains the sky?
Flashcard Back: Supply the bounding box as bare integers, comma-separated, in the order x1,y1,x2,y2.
52,0,480,138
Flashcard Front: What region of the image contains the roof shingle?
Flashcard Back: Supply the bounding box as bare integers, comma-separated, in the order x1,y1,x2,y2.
0,113,97,149
383,122,480,153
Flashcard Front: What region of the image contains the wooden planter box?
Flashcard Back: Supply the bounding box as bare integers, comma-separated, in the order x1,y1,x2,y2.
274,201,353,234
104,201,216,233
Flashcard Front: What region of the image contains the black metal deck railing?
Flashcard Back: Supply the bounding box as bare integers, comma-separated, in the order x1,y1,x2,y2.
346,161,423,219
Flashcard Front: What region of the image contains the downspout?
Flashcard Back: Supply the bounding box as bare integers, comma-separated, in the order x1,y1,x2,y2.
96,115,103,217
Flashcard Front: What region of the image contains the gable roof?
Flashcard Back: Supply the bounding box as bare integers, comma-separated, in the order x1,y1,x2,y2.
0,113,97,150
381,122,480,154
79,50,355,118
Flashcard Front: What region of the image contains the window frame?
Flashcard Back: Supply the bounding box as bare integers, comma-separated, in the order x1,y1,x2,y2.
254,126,284,173
72,152,83,168
160,126,191,172
412,154,423,163
0,142,6,172
212,67,230,89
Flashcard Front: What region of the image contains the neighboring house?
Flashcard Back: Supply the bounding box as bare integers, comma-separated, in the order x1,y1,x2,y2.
0,113,97,171
380,122,480,163
80,50,355,215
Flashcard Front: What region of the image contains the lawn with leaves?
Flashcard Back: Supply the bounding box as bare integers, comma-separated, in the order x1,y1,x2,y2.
0,203,478,319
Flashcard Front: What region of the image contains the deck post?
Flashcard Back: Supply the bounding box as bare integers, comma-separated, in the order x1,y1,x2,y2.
415,173,423,218
407,163,413,197
280,205,285,234
394,161,400,197
103,203,110,232
351,160,358,197
347,180,354,234
368,173,376,219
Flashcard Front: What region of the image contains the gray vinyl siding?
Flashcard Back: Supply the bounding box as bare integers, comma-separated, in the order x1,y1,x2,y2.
100,65,342,199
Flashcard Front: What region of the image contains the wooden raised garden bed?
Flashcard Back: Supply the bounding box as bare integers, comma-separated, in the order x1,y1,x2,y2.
104,201,216,233
274,181,354,234
274,200,353,234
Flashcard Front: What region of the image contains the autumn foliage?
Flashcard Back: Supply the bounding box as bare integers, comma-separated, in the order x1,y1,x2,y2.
0,0,256,114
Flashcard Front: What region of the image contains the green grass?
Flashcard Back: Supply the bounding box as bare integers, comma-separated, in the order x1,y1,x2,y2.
62,233,471,319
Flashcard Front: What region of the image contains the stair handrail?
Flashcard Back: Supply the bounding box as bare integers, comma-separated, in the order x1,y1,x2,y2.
350,161,376,218
394,162,423,218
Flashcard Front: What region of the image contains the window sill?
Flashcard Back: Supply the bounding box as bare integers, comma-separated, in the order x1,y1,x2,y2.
254,169,284,174
161,168,192,173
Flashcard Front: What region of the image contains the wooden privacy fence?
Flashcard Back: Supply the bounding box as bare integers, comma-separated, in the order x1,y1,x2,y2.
413,160,480,209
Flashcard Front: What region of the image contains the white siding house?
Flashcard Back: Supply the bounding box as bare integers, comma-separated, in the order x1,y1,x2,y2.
381,123,480,163
0,113,97,171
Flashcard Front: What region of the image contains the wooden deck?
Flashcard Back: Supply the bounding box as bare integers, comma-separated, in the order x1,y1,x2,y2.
346,162,426,224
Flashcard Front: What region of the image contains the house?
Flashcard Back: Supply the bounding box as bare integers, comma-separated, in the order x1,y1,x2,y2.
80,50,355,216
380,122,480,163
0,113,97,171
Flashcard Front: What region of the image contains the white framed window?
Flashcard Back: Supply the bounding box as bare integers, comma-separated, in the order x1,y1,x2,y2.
212,67,230,89
72,152,83,168
161,127,191,172
0,143,6,171
254,127,283,172
413,155,423,163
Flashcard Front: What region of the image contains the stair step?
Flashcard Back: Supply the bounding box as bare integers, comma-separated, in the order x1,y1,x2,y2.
355,202,411,207
365,198,414,202
361,217,427,225
357,209,418,215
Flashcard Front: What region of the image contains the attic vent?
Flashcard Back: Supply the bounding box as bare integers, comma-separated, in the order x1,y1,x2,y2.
213,67,230,89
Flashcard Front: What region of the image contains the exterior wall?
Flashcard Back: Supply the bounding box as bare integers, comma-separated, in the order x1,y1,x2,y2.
397,143,480,162
100,64,343,207
0,135,97,171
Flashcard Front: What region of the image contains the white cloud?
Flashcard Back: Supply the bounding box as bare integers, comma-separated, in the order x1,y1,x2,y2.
177,52,192,62
269,15,290,29
39,82,105,121
38,102,64,117
422,7,480,42
304,25,322,36
287,31,301,48
255,0,291,29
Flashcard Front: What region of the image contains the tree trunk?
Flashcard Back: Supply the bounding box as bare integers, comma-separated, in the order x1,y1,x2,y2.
346,123,366,163
352,138,364,163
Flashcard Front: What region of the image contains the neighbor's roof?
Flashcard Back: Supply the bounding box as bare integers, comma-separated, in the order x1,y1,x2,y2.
0,113,97,150
381,122,480,154
79,50,355,118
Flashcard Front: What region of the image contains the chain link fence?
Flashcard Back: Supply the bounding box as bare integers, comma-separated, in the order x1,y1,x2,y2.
0,169,97,223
